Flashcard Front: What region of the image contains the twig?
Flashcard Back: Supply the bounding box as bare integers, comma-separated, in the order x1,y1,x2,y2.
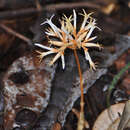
45,2,100,10
0,8,38,20
0,2,100,20
0,23,32,45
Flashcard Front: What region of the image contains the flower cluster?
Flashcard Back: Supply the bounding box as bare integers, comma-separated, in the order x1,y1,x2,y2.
35,9,102,70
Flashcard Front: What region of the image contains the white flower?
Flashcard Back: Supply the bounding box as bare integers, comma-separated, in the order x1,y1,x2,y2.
35,9,102,70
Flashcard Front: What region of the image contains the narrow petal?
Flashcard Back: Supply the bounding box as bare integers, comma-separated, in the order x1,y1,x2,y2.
36,50,55,63
63,15,73,33
41,15,62,39
85,18,101,32
45,32,55,37
85,18,95,30
49,40,64,46
43,50,56,56
36,50,55,57
61,27,73,40
82,42,101,49
47,21,62,38
41,14,55,25
80,10,93,30
35,43,53,51
84,49,96,70
87,36,97,41
61,54,65,69
85,26,95,40
45,28,56,37
73,9,77,30
77,31,87,43
49,52,61,66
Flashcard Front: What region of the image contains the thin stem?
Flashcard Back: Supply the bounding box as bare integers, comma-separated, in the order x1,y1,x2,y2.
73,49,84,130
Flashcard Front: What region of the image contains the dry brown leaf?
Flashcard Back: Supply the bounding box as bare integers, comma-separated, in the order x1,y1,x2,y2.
92,103,125,130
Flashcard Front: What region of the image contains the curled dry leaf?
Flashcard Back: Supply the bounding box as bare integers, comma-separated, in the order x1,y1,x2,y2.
92,103,125,130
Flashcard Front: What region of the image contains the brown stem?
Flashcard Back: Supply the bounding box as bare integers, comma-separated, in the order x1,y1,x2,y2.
73,49,84,130
72,108,89,128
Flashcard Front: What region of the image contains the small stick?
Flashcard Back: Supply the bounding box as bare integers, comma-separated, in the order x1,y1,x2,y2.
0,2,100,20
0,23,31,45
0,8,37,20
45,2,100,11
